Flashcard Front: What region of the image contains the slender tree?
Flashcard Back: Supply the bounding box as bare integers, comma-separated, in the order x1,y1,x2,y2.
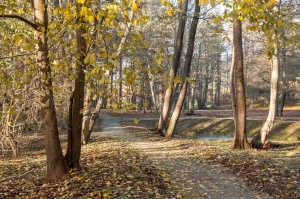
165,0,200,137
251,42,279,149
157,0,188,134
250,1,282,149
81,1,136,144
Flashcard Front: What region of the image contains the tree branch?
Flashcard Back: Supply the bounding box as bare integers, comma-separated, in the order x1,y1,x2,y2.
0,14,38,30
0,53,35,59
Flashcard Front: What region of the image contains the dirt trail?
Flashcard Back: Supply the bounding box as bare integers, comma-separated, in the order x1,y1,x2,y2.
94,113,273,199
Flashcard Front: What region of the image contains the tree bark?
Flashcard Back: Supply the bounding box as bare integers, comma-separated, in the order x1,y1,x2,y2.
165,0,200,137
231,16,250,150
65,2,87,168
278,34,287,117
88,97,103,133
82,87,92,144
230,48,237,137
251,44,279,149
147,63,159,112
201,54,210,109
214,53,221,107
187,82,195,114
34,0,68,179
157,0,188,134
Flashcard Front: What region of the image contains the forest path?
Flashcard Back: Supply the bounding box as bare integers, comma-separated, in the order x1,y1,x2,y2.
93,113,273,199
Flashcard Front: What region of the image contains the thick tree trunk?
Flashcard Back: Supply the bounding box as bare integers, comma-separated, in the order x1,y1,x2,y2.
34,0,68,179
231,16,250,150
165,0,200,137
65,3,86,168
251,45,279,149
157,0,188,134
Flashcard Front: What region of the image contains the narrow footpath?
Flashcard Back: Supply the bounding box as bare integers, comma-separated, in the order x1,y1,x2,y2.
93,113,273,199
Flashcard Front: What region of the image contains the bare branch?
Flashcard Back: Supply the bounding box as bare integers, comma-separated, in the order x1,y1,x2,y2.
0,14,38,30
0,53,35,59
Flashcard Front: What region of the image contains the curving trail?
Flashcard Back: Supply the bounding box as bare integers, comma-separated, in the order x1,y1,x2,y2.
93,113,273,199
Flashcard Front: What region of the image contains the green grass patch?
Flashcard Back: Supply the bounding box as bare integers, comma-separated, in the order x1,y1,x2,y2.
176,119,300,141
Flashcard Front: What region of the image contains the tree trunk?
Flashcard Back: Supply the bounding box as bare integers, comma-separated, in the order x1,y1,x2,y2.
231,16,250,150
82,87,92,144
65,3,87,168
187,82,195,114
230,48,237,137
202,58,210,109
157,0,188,134
278,90,286,117
88,97,103,135
278,33,287,117
34,0,68,179
215,54,221,107
251,44,279,149
165,0,200,137
147,63,159,112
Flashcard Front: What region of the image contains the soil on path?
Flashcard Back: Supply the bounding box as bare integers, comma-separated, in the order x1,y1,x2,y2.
94,113,273,199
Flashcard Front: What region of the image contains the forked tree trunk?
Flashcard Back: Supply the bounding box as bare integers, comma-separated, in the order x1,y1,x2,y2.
165,0,200,137
231,15,250,150
82,1,134,141
65,3,86,168
157,0,188,134
34,0,68,179
251,44,279,149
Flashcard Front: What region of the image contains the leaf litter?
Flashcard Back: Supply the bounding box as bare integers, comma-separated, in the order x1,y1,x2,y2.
125,118,299,199
0,135,182,198
1,113,299,199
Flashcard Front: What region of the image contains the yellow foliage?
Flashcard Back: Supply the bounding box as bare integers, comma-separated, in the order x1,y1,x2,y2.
166,9,173,17
131,3,138,11
53,8,59,16
87,15,94,22
78,0,85,4
80,6,88,16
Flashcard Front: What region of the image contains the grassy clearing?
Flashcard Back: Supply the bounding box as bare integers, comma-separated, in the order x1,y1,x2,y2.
133,118,300,141
173,118,300,141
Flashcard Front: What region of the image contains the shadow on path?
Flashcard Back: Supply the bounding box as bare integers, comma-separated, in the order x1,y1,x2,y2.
93,113,273,199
